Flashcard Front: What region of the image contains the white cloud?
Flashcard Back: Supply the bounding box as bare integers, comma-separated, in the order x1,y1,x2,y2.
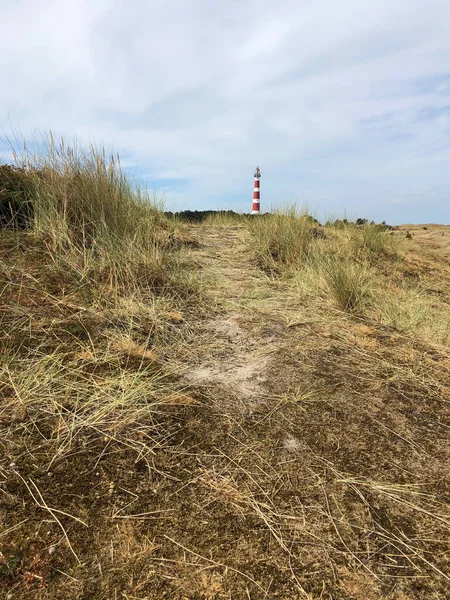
1,0,450,223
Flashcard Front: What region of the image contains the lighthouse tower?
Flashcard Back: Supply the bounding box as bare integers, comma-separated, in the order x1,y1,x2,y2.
252,166,261,214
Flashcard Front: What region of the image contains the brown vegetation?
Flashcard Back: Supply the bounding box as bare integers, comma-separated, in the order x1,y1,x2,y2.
1,147,450,599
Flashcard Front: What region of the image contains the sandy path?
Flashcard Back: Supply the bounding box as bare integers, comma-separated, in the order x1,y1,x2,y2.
185,225,279,410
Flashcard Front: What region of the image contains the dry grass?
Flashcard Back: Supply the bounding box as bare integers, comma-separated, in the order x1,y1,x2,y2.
320,257,372,312
249,206,316,273
1,157,450,599
250,211,449,344
356,223,395,257
6,135,198,298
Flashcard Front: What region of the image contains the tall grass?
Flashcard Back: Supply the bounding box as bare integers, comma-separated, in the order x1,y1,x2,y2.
248,210,404,314
10,136,193,297
249,206,315,273
321,258,371,312
355,224,397,258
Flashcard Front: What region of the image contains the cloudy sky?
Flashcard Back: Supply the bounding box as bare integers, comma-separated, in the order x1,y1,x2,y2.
1,0,450,223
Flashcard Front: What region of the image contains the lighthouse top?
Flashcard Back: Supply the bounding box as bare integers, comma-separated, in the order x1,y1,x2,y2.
254,166,261,179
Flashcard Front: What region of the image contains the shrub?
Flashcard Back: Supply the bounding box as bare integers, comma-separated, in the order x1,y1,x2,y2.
0,164,35,229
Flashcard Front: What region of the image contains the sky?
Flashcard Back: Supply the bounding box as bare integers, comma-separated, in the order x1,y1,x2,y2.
1,0,450,224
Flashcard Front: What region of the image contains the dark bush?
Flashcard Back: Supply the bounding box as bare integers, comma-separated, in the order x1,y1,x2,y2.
0,165,35,229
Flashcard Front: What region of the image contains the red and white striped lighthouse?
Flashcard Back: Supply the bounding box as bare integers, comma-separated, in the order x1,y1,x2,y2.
252,166,261,214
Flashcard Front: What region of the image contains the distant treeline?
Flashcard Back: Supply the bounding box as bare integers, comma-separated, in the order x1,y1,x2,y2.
164,210,392,229
164,210,320,224
164,210,250,223
0,165,35,229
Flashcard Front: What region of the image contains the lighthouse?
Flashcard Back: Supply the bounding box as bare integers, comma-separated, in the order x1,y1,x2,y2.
252,166,261,214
